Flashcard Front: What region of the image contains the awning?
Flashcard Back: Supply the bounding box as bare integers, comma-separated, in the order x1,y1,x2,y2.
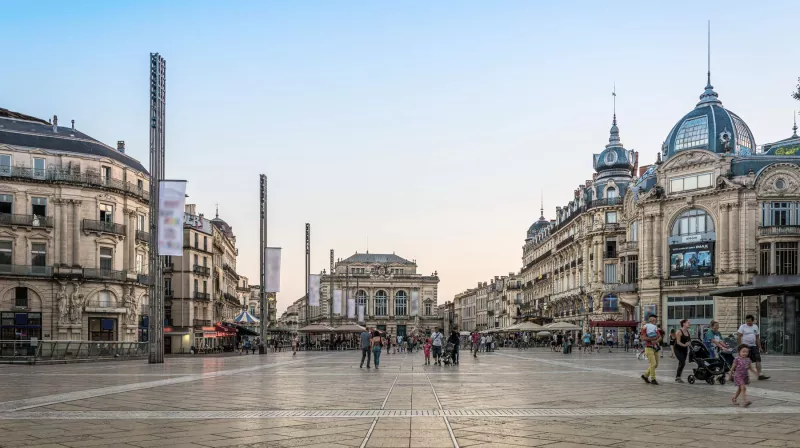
297,323,335,333
333,323,366,333
163,327,192,336
590,320,640,328
709,283,800,297
233,310,260,324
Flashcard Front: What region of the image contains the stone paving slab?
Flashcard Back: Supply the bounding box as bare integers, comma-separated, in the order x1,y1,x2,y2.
0,349,799,447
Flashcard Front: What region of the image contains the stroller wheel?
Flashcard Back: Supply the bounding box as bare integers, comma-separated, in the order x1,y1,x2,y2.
706,377,715,385
687,375,695,384
719,376,726,385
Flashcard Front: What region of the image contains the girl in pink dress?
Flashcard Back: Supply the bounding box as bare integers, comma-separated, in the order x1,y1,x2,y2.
730,344,758,406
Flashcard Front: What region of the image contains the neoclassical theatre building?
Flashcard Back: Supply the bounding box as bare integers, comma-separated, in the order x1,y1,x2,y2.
520,76,800,354
0,109,150,344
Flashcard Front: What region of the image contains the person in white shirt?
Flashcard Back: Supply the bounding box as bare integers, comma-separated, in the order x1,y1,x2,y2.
737,315,769,380
397,335,403,353
431,327,444,365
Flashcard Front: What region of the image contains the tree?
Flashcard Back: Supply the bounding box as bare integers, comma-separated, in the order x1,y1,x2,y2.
794,77,800,102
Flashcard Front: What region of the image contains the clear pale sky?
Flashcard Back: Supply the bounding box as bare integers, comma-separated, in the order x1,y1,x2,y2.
2,1,798,313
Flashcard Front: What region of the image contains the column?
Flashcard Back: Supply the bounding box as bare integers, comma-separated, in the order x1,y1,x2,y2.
129,212,136,271
720,204,729,272
122,209,131,271
59,200,69,265
644,215,653,278
654,213,662,278
729,204,739,272
72,201,81,266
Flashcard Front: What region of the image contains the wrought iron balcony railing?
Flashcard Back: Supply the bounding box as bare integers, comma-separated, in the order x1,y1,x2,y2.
165,290,174,299
194,291,211,300
193,319,211,328
83,268,127,281
0,213,53,228
0,264,53,277
758,226,800,236
83,219,126,236
193,265,211,277
136,230,150,243
3,167,149,202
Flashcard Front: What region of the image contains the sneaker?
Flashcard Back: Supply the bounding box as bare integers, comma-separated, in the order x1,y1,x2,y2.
651,379,660,385
758,375,770,380
641,375,651,384
360,365,363,369
675,378,684,383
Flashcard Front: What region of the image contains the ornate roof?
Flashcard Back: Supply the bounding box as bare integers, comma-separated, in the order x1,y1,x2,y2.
341,253,415,265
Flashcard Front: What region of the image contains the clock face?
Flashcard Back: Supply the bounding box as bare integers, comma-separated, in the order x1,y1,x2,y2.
604,150,618,165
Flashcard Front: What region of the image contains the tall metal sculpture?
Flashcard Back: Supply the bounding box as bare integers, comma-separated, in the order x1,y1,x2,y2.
259,175,267,345
148,53,166,364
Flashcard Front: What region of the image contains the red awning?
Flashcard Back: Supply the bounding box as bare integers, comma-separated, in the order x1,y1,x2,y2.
215,323,237,334
590,320,639,328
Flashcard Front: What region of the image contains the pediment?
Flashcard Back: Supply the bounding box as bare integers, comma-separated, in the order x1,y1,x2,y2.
755,163,800,198
662,150,718,171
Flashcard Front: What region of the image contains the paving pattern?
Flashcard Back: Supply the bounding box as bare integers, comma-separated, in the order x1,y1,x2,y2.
0,347,799,447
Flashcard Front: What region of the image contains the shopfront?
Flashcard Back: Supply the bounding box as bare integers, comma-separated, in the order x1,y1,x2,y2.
666,296,714,336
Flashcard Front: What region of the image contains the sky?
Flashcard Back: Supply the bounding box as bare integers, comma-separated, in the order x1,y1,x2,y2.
2,1,799,314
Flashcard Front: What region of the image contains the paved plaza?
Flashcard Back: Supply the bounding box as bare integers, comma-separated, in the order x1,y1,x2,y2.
1,348,800,447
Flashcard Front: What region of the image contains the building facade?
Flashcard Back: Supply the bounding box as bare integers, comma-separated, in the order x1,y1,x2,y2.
316,252,441,337
453,273,522,332
520,74,800,354
1,110,150,344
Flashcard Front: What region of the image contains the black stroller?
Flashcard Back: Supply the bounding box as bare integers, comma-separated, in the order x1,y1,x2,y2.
687,339,730,385
442,343,456,366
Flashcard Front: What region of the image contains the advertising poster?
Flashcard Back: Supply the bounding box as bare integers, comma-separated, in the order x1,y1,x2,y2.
308,274,321,306
357,305,365,323
669,241,714,278
410,290,420,316
157,181,186,256
643,305,657,320
333,289,342,314
347,298,356,319
264,247,282,293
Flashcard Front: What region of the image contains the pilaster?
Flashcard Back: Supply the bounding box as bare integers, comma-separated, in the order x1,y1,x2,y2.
71,200,82,266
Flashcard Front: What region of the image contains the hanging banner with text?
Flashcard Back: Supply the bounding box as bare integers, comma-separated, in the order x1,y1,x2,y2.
157,180,187,256
264,247,282,293
357,305,365,323
410,290,420,316
347,298,356,319
308,274,321,306
333,289,342,314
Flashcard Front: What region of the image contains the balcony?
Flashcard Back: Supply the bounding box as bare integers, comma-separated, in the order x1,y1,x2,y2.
0,264,53,277
586,197,623,210
4,167,149,202
223,292,239,304
193,265,211,277
620,241,639,252
83,219,126,236
137,274,152,285
165,290,174,299
163,262,173,273
194,291,211,300
663,276,719,288
83,268,127,282
193,319,212,328
758,226,800,236
136,230,150,243
612,283,638,293
0,213,53,228
604,250,618,259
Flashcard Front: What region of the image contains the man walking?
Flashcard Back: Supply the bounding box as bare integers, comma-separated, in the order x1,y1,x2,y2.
396,334,403,354
360,327,372,369
738,315,770,380
431,327,444,365
640,314,662,385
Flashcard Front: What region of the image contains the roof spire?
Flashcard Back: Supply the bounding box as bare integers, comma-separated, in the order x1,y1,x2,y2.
612,82,617,126
215,203,219,219
793,111,798,138
540,190,544,219
606,85,622,148
697,20,721,107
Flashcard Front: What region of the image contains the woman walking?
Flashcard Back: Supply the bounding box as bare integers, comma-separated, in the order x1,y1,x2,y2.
674,319,691,383
371,329,383,370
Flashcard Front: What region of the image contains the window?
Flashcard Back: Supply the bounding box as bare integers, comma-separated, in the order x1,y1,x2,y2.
203,256,207,267
101,166,111,182
138,215,146,231
0,194,11,214
606,187,617,199
194,233,198,249
605,212,617,224
731,113,754,153
99,204,113,223
375,290,387,316
99,291,111,308
674,116,709,150
629,221,638,242
31,243,46,267
194,279,199,295
194,254,198,267
671,209,714,236
0,154,10,176
604,264,617,284
395,291,407,316
100,247,113,271
670,173,713,193
203,280,207,293
203,236,208,251
33,157,46,179
15,287,28,308
775,242,798,276
759,243,771,275
137,179,143,191
164,278,172,295
763,202,795,227
136,253,143,273
625,255,639,284
0,241,11,266
425,302,432,316
31,197,46,217
356,290,367,312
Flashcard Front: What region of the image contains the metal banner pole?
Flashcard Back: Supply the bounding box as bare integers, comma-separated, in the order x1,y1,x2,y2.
329,249,334,326
148,53,166,364
259,175,267,348
305,223,310,325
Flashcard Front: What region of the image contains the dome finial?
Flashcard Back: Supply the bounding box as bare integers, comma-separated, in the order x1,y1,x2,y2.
697,20,721,107
606,85,623,148
612,82,617,126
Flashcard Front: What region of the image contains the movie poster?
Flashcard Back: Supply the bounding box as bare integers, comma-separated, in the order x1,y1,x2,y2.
669,241,714,278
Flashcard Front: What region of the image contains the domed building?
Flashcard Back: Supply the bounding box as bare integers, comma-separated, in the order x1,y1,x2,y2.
0,108,151,346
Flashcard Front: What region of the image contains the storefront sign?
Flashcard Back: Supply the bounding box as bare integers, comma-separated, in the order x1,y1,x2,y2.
669,241,714,278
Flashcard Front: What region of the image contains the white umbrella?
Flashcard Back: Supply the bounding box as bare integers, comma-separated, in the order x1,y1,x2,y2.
536,331,552,338
332,323,367,333
545,322,581,331
297,323,335,333
459,331,471,336
515,321,545,332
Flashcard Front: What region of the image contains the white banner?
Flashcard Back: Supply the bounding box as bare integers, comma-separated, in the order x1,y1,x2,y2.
157,181,186,256
333,289,342,314
264,247,281,293
357,305,365,323
347,298,356,319
308,274,321,306
410,290,420,316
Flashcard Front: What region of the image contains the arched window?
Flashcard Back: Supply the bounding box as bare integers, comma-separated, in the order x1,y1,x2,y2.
602,294,619,313
375,290,387,316
671,209,714,236
395,291,407,316
356,290,367,312
607,187,617,199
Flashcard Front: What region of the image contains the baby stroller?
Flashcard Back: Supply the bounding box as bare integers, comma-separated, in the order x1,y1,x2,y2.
442,343,456,366
687,339,730,385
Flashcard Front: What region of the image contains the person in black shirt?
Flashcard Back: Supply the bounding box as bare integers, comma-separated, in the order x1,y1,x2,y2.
448,330,461,365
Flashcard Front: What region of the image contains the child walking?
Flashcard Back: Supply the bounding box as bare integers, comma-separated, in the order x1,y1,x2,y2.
730,344,758,407
423,338,432,365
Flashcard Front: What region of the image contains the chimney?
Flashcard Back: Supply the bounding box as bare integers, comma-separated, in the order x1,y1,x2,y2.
639,165,650,177
117,141,126,153
632,150,639,176
71,119,75,130
52,115,58,133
